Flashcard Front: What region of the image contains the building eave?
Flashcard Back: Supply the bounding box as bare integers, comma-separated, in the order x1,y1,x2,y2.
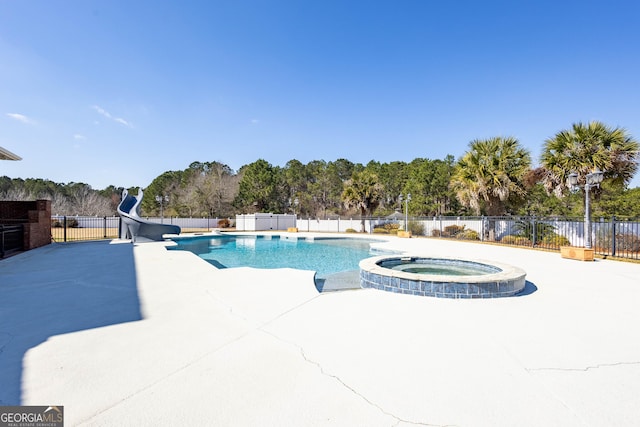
0,146,22,161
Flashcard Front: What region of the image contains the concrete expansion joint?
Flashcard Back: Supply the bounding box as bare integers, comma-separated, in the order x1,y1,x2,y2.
204,290,251,323
258,329,441,427
528,361,640,373
79,334,256,425
296,345,444,427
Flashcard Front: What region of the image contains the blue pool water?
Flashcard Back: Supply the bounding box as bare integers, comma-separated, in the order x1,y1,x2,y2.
169,235,379,278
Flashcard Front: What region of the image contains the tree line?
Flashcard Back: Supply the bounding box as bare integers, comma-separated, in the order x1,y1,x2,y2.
2,121,639,220
0,177,123,216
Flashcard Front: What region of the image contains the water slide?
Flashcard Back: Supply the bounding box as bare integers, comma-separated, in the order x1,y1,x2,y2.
117,189,180,242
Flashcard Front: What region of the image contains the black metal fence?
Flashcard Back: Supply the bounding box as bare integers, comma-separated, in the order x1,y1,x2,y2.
0,224,24,258
49,215,640,261
51,216,121,242
477,216,640,260
50,216,226,242
387,215,640,261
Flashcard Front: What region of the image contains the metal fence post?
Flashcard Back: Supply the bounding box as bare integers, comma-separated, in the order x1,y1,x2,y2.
532,215,537,246
611,216,616,256
63,216,67,242
103,216,107,238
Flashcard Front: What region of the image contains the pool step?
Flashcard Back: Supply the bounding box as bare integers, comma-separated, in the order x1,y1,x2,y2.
315,270,362,292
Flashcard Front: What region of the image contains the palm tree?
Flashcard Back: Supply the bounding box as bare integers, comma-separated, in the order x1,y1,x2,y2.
342,170,384,232
541,121,639,197
450,136,531,216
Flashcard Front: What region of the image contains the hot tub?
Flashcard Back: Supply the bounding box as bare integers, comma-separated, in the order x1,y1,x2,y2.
359,255,526,299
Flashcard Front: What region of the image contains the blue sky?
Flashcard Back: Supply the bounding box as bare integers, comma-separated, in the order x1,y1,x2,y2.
1,0,639,190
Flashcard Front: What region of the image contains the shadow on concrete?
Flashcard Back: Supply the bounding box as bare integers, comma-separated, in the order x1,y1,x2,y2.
314,277,326,292
516,281,538,297
0,241,142,405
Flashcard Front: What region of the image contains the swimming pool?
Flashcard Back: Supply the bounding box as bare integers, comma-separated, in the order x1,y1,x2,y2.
169,234,381,279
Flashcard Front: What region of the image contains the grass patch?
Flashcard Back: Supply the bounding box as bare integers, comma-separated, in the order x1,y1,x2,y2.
51,227,213,242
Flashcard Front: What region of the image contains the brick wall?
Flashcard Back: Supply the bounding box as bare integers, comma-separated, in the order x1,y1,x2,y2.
0,200,52,250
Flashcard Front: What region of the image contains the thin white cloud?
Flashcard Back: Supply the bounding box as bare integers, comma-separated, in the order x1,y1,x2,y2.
6,113,33,124
114,117,132,127
92,105,112,119
91,105,133,128
251,119,260,125
73,134,86,140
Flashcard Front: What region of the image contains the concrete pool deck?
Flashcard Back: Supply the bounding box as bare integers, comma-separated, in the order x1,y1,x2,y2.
1,234,640,426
